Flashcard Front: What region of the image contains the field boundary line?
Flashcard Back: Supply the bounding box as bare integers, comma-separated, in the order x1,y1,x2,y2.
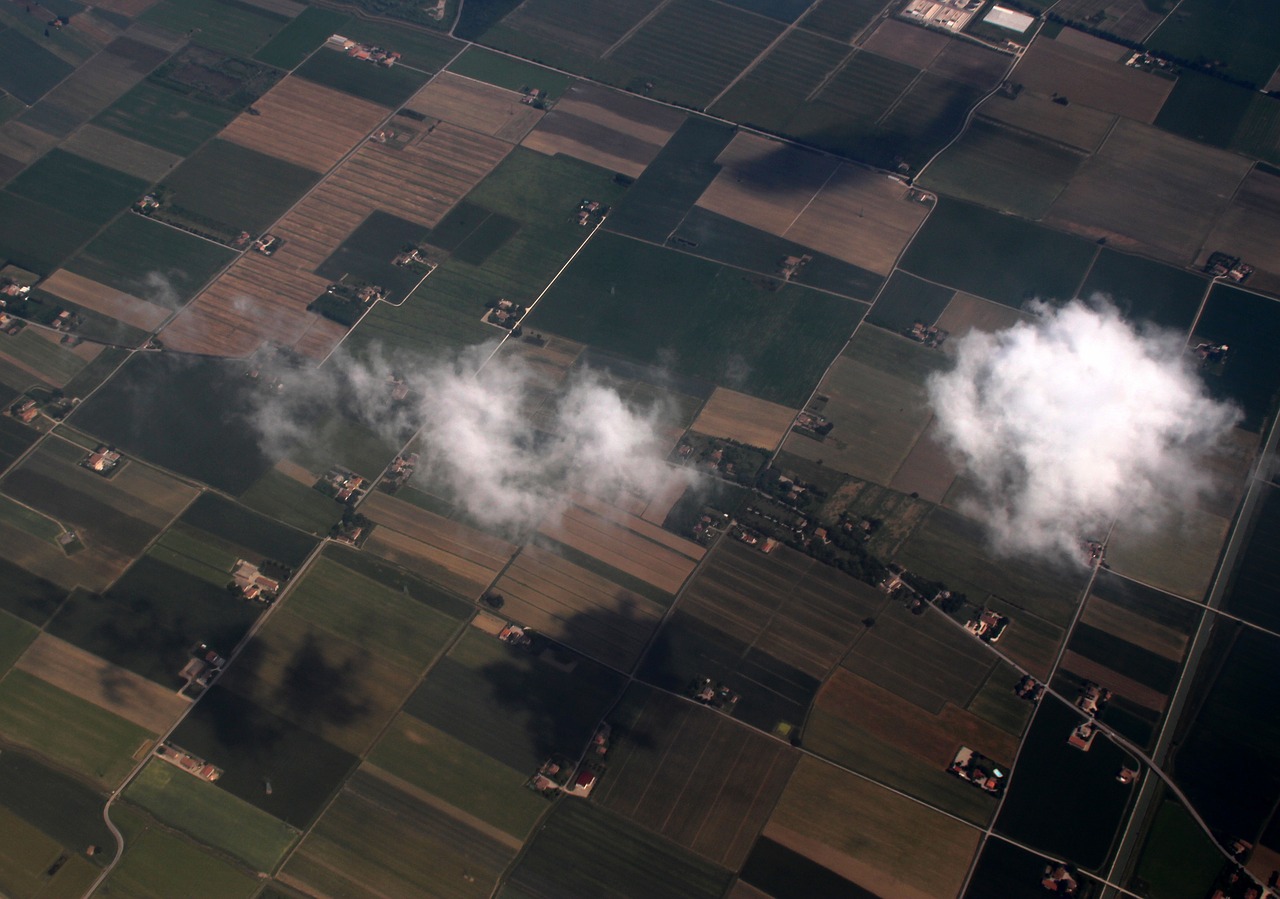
780,160,841,238
705,0,825,110
600,0,676,60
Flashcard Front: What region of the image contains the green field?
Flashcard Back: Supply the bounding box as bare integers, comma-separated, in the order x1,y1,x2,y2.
867,271,955,333
6,150,149,228
967,662,1034,737
254,7,352,69
710,27,850,133
447,46,571,99
0,329,90,386
921,118,1086,220
93,81,238,157
0,28,75,105
0,611,37,676
1133,798,1223,899
66,214,236,309
503,799,733,899
286,554,466,672
139,0,290,57
160,139,319,235
527,232,865,406
238,469,342,536
99,822,260,899
1149,0,1280,88
0,803,98,899
0,193,100,276
294,50,428,107
900,198,1098,307
404,627,624,774
179,492,317,568
123,759,298,872
367,714,548,839
0,669,151,787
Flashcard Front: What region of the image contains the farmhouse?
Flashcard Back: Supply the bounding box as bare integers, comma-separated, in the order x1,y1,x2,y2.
966,608,1009,642
155,743,222,782
948,746,1007,794
9,398,38,423
80,445,121,475
1076,681,1112,717
231,559,279,601
1067,721,1097,751
901,0,983,31
1041,865,1079,894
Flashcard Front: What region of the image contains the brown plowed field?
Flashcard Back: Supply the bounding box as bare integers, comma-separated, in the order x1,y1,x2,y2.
935,291,1027,339
928,40,1010,91
221,77,391,173
161,121,511,356
15,633,188,733
689,387,796,450
594,686,797,869
567,490,704,560
1060,651,1167,712
493,544,666,670
640,471,692,526
42,269,171,331
0,123,58,165
539,503,698,595
93,0,160,17
1079,595,1188,662
1047,119,1252,262
1013,37,1174,123
521,81,686,178
698,132,840,235
404,72,544,142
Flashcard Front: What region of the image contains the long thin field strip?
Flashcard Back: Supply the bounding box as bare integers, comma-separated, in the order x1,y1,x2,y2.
40,269,171,332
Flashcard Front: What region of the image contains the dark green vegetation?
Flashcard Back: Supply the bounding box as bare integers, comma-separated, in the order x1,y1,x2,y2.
964,837,1065,899
66,214,236,308
0,29,75,104
100,817,261,898
996,700,1137,869
180,492,316,568
0,751,115,865
160,140,319,237
420,201,520,267
93,81,238,157
148,46,282,112
294,50,427,107
670,207,884,301
1223,485,1280,631
6,150,146,227
721,0,811,22
604,117,731,243
1133,798,1223,899
254,7,352,69
0,193,101,275
801,0,889,42
70,354,274,495
446,46,571,99
0,416,40,482
739,837,874,899
404,628,624,774
0,612,36,674
318,213,429,300
867,271,954,332
168,685,358,828
1152,70,1280,165
1193,283,1280,431
900,198,1098,307
47,555,261,685
140,0,290,58
237,470,342,536
1148,0,1280,88
1077,248,1207,332
502,800,733,899
528,232,865,406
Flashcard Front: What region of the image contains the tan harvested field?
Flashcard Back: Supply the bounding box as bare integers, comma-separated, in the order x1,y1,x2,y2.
522,81,686,178
816,667,1020,768
929,40,1010,91
1060,651,1167,713
639,469,692,526
273,458,317,486
890,418,958,503
492,544,666,670
680,541,882,679
404,72,544,143
41,269,171,331
569,490,705,562
594,687,798,869
1047,120,1252,261
976,91,1117,152
1014,37,1174,123
0,122,58,164
14,633,187,733
768,757,981,899
689,387,796,450
697,132,840,234
730,882,772,899
1247,845,1280,890
1052,0,1167,43
1198,167,1280,280
163,120,511,356
62,124,182,182
1106,506,1229,600
1080,596,1188,662
862,19,948,68
221,77,391,173
936,291,1029,339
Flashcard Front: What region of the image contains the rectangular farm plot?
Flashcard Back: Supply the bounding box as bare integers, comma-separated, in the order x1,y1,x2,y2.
14,633,188,733
61,125,183,184
40,269,171,332
406,71,544,143
522,80,686,177
282,768,517,899
977,91,1117,153
220,76,391,173
596,685,798,869
0,803,99,899
101,820,260,899
1198,166,1280,283
689,387,796,451
1105,506,1229,601
493,544,668,671
1047,119,1252,262
1014,36,1175,123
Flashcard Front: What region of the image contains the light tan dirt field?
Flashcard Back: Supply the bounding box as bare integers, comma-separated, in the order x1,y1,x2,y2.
689,387,797,450
404,72,544,143
41,269,171,331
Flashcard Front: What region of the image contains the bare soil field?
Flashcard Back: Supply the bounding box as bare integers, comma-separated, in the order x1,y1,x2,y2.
1014,37,1174,123
889,418,958,503
1059,651,1167,713
816,667,1019,768
595,686,797,868
404,72,544,143
62,125,182,182
935,291,1029,338
689,387,796,450
41,269,171,331
1197,167,1280,280
929,41,1010,91
363,527,498,603
1080,596,1189,662
274,458,317,486
493,544,666,670
0,123,59,165
976,91,1117,152
860,19,948,69
1048,119,1252,262
14,633,188,732
522,81,686,178
162,120,510,356
221,77,391,174
697,132,840,236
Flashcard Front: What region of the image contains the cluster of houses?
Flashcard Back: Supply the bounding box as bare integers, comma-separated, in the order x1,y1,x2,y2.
947,745,1007,794
1067,681,1113,751
381,452,419,493
155,742,222,782
576,199,607,227
252,233,283,256
904,319,948,348
230,559,281,602
901,0,984,32
9,397,39,424
792,410,834,439
966,607,1010,643
392,246,436,271
485,297,526,329
528,723,610,798
777,254,812,281
180,642,227,689
132,194,161,215
326,35,401,66
686,676,740,712
521,86,548,108
80,445,121,476
1192,341,1230,367
1040,864,1080,895
319,466,368,504
1205,251,1253,282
